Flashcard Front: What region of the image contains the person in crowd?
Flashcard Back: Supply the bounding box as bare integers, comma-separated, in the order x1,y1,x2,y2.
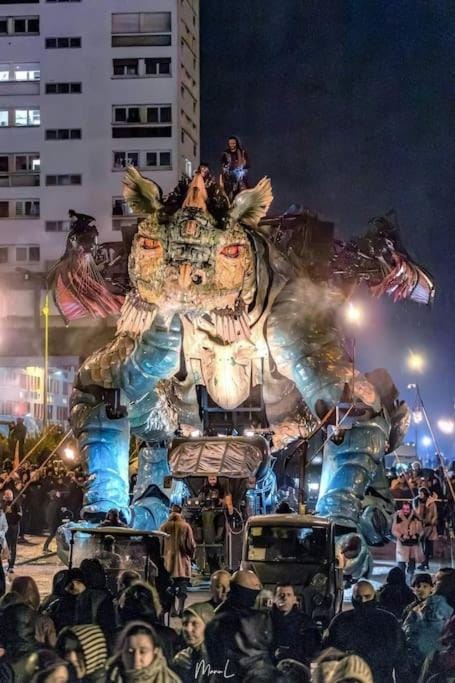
0,500,7,596
275,658,311,683
312,648,373,683
419,614,455,682
73,561,116,636
94,535,122,594
100,508,128,528
160,504,196,618
414,487,438,570
392,500,424,580
8,418,26,460
26,650,70,683
0,602,39,682
105,621,181,683
116,570,141,596
43,476,69,553
324,580,411,682
271,583,321,664
56,624,108,683
144,535,173,617
172,602,215,682
402,572,434,621
65,472,84,522
26,471,47,534
204,569,274,682
116,581,179,662
377,566,416,620
403,568,455,674
197,569,231,610
10,575,57,647
390,472,414,499
3,487,22,573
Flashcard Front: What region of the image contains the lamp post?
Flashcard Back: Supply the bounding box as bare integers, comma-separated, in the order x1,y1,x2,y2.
344,302,363,398
42,290,49,429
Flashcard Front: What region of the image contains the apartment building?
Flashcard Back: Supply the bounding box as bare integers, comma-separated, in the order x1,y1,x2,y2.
0,0,200,399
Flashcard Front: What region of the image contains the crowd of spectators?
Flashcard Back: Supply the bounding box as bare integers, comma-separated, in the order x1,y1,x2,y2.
0,560,452,682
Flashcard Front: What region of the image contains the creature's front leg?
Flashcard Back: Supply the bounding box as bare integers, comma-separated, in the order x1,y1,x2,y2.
70,315,182,521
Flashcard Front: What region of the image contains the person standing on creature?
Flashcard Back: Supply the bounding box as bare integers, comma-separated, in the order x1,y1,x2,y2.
221,136,249,198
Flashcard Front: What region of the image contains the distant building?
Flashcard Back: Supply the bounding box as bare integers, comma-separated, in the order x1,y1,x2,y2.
0,1,200,364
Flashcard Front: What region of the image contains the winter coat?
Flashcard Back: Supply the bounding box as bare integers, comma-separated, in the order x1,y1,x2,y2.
414,497,439,541
392,509,424,562
0,509,7,547
0,603,39,683
160,512,196,579
57,624,108,683
271,604,321,663
377,567,416,620
324,601,411,683
403,594,454,668
172,643,211,683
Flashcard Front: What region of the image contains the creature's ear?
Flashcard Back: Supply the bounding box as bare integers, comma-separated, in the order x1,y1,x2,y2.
122,166,163,215
229,177,273,227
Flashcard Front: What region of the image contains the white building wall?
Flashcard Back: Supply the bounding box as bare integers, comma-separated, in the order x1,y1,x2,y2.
0,0,200,270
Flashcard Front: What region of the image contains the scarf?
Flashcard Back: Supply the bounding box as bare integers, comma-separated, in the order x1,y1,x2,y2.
119,649,181,683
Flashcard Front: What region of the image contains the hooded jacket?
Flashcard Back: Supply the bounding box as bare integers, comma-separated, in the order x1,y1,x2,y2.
377,567,416,620
57,624,108,683
0,603,39,683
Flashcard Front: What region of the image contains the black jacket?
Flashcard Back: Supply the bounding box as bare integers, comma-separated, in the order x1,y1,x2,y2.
271,604,321,663
205,597,274,682
324,602,411,683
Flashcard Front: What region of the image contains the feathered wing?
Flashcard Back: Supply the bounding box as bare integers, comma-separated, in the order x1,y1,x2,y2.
229,176,273,227
122,166,163,215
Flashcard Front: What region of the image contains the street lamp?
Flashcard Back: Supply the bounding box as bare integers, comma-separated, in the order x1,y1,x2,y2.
344,301,363,399
421,435,432,448
407,351,426,374
438,419,455,435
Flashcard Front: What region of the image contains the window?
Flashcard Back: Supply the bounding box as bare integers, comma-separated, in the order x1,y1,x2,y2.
15,200,39,217
45,220,70,232
45,82,82,94
0,107,39,126
113,104,172,125
145,151,171,168
16,246,40,263
45,128,81,140
14,153,40,171
46,174,81,186
0,248,7,264
112,198,134,216
112,151,139,169
145,57,171,75
0,62,40,81
113,58,138,76
112,11,171,47
0,16,39,35
45,36,81,48
112,126,171,139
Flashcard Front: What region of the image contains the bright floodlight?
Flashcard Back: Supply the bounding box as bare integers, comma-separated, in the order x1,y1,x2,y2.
421,435,432,447
438,419,455,435
407,351,425,373
63,447,75,460
412,409,423,425
345,302,363,326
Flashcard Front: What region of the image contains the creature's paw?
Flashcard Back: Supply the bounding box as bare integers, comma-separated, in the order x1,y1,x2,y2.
336,531,373,579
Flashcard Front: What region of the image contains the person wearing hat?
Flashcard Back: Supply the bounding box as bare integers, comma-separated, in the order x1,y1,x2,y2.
402,573,433,621
172,602,215,682
56,624,108,683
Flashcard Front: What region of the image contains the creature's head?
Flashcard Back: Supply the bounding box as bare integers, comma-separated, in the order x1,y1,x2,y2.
124,168,273,315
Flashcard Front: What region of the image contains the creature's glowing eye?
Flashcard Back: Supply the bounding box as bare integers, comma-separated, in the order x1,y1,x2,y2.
141,238,161,251
221,244,242,259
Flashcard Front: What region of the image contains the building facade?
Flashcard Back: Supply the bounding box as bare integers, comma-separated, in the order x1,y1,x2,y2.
0,0,199,422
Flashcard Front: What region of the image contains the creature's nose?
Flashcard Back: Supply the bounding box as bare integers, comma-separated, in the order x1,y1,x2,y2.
178,263,193,289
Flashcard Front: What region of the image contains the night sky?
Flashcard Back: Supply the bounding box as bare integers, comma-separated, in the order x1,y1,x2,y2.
200,1,455,459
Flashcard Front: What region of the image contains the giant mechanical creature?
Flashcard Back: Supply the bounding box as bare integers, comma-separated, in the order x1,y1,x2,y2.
52,167,434,573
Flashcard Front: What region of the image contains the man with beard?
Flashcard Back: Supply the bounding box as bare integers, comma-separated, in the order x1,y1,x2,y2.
392,500,424,581
324,580,411,683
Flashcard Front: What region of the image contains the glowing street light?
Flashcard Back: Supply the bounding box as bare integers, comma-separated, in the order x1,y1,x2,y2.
421,435,432,448
345,302,363,326
407,351,425,374
63,446,75,461
412,409,423,424
438,419,455,435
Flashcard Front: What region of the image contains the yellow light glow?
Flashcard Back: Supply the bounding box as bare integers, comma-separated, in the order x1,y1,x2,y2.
345,302,363,326
438,419,455,435
407,351,425,374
